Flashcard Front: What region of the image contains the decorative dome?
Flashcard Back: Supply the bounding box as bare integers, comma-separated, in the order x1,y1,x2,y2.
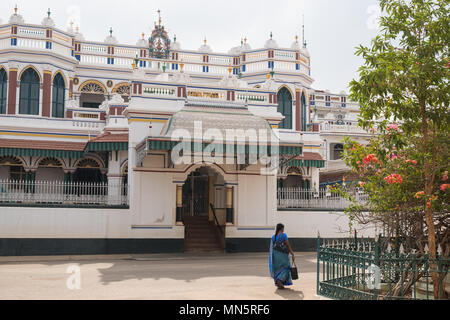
41,9,55,28
218,74,248,89
198,38,212,53
264,32,278,49
300,46,310,58
170,35,181,50
228,46,241,56
136,33,147,47
67,21,75,33
291,35,300,50
104,27,118,44
74,27,85,41
9,6,24,24
241,37,251,51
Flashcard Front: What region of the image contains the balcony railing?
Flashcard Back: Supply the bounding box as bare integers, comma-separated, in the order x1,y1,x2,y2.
277,187,367,210
0,179,128,207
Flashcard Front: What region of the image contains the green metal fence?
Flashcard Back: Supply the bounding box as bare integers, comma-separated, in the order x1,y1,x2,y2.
316,234,449,300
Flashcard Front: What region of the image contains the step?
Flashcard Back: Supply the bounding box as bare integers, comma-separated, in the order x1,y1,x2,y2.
184,242,221,249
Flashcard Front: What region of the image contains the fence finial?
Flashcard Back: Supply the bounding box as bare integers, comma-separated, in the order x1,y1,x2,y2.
317,230,320,238
424,244,429,254
387,242,392,253
399,243,405,254
437,244,442,255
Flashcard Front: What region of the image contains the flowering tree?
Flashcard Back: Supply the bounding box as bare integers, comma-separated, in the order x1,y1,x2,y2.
343,0,449,298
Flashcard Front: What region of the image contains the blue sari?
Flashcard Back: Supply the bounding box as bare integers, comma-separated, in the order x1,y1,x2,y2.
269,233,293,286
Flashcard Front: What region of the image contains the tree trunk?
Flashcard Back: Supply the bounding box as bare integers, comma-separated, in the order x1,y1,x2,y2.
420,99,440,299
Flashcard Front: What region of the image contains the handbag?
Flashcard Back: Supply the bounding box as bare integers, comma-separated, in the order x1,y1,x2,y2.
291,260,299,280
272,237,290,254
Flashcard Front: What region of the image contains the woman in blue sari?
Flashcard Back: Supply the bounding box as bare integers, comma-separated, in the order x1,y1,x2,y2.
269,223,295,289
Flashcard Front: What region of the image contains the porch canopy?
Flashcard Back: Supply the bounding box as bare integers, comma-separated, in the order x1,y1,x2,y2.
283,152,325,168
84,132,129,152
141,104,303,158
0,138,86,159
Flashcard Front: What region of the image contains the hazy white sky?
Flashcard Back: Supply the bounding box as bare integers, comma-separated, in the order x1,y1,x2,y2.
0,0,382,93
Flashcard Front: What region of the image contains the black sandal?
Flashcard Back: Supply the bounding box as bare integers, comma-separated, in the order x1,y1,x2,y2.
276,280,285,289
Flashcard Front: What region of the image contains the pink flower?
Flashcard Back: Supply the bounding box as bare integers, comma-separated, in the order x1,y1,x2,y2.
363,154,378,165
442,171,448,181
384,174,403,184
387,123,398,131
440,184,449,191
415,191,425,199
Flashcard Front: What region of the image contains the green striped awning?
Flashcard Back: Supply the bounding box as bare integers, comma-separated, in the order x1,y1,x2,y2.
285,159,325,168
0,148,85,159
148,138,302,156
85,141,129,152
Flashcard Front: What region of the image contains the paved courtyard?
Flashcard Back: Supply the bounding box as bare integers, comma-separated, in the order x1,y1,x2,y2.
0,252,319,300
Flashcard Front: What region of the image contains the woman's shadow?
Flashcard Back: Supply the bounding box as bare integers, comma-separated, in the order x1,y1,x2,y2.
274,287,304,300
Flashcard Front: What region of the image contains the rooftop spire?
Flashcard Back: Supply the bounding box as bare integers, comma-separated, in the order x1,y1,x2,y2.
14,4,18,14
157,9,161,25
302,14,307,48
109,27,113,36
47,8,51,18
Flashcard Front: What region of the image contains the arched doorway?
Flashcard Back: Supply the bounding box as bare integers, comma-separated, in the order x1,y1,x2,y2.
0,156,26,180
182,167,210,217
181,166,227,252
74,158,105,183
36,157,64,181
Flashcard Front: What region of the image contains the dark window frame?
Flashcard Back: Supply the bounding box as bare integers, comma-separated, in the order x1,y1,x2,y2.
52,73,65,118
0,69,7,114
277,87,292,129
19,68,40,115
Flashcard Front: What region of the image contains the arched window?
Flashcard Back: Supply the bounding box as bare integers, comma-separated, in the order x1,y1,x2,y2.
277,87,292,129
79,81,106,109
0,69,7,114
113,83,131,102
74,158,105,183
19,68,40,115
301,92,307,131
0,156,25,180
52,73,65,118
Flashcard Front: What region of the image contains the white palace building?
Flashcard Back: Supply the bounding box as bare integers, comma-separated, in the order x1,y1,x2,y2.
0,8,375,255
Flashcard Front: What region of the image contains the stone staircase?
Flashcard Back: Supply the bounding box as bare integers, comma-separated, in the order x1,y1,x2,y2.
183,216,224,253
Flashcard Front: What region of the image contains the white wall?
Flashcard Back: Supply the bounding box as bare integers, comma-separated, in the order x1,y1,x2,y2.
276,210,377,238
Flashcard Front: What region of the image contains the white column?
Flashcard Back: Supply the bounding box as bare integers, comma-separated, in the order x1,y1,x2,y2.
311,167,320,191
107,151,122,205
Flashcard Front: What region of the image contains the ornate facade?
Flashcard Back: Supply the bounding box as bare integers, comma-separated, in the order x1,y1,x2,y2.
0,7,375,255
